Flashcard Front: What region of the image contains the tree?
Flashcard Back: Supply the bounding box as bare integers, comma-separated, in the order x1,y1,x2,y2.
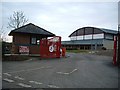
0,25,7,42
8,11,28,29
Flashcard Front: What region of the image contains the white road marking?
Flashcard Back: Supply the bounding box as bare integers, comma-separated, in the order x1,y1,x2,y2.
17,83,32,88
4,66,51,74
69,69,78,74
14,76,24,80
3,78,14,83
47,85,59,88
29,81,43,85
56,72,69,75
3,73,11,76
56,69,78,75
0,73,1,77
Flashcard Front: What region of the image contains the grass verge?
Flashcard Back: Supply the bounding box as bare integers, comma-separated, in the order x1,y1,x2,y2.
2,55,30,61
66,50,90,53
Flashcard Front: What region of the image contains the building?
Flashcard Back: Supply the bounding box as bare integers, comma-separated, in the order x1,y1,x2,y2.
9,23,55,54
62,27,118,50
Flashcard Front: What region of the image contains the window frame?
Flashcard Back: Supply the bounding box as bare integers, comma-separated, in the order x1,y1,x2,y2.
31,37,37,45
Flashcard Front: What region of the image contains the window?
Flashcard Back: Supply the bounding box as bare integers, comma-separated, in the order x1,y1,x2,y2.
31,37,41,45
37,40,40,45
31,37,36,44
84,35,92,40
85,27,93,35
105,34,113,40
93,33,104,39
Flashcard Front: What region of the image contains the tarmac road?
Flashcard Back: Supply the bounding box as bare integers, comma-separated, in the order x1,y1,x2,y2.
2,53,118,89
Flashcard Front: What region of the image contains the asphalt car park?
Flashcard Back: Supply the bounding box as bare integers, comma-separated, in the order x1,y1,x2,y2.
2,53,118,88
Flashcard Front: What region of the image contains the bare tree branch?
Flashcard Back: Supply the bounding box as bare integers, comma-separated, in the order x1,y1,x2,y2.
8,11,28,29
0,25,7,42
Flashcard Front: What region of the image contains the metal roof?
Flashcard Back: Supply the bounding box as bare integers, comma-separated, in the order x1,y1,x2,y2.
9,23,55,37
69,27,118,37
62,39,103,45
100,28,118,34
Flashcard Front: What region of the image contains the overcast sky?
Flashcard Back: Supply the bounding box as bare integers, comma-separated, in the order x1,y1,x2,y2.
1,0,119,42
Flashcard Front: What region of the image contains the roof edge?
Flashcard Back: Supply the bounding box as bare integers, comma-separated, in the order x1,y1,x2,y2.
8,23,55,36
68,26,117,37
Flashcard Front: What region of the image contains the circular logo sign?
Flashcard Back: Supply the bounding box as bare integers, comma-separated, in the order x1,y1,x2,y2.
49,45,54,52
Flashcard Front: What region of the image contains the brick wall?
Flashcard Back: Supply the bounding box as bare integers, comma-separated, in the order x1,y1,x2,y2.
13,34,30,44
29,45,40,54
12,33,41,54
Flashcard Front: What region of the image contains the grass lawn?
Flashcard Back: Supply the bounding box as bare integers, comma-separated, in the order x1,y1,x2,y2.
66,50,90,53
2,55,30,61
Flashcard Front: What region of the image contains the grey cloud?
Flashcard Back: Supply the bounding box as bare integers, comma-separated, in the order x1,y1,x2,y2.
2,2,118,41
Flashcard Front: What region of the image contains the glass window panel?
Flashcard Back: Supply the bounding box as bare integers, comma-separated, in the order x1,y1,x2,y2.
93,33,104,39
31,37,36,44
84,35,92,39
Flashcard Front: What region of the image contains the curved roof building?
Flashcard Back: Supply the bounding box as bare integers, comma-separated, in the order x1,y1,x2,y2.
62,27,118,50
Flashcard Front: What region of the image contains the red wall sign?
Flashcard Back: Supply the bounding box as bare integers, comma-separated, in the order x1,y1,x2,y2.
19,46,29,54
40,36,61,58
